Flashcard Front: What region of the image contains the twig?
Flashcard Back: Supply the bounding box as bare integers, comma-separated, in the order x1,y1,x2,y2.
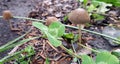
8,46,19,55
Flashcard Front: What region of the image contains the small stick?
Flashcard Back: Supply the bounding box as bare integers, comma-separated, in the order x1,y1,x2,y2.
8,46,19,55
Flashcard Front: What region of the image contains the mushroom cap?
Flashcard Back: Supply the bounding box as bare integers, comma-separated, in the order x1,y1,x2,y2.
45,17,58,26
3,10,13,20
68,8,90,24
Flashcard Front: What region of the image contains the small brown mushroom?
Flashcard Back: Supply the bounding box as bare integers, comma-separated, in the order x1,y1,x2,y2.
68,8,90,25
45,16,58,26
68,8,90,45
3,10,13,20
2,10,15,31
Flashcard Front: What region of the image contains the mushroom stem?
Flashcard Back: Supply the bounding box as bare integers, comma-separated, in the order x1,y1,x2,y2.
8,20,13,30
78,24,82,44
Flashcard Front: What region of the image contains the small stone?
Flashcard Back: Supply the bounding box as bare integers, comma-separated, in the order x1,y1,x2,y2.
102,26,120,46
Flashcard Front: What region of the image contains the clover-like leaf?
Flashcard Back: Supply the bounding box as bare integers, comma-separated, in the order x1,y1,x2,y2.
82,55,96,64
96,51,119,64
48,22,65,38
32,22,62,47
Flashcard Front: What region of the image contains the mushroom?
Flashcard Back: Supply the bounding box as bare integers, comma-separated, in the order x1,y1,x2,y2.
3,10,20,31
68,8,90,44
3,10,13,20
45,16,58,26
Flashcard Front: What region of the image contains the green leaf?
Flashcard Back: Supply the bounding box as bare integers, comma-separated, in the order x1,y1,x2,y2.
81,55,96,64
96,51,119,64
92,13,105,21
63,16,68,22
94,0,120,7
97,62,107,64
111,49,120,59
32,22,62,47
46,33,62,47
73,34,79,42
91,0,100,7
96,0,118,3
87,4,97,12
24,45,35,55
114,2,120,7
32,22,48,34
48,22,65,38
20,61,29,64
83,0,88,6
45,58,50,64
63,33,74,39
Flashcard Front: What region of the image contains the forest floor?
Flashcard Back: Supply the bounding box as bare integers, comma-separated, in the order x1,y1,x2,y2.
0,0,120,64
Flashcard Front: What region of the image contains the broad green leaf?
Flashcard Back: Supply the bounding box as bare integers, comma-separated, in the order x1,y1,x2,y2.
81,55,96,64
32,22,48,34
32,22,62,47
97,62,107,64
46,33,62,47
48,22,65,38
96,51,119,64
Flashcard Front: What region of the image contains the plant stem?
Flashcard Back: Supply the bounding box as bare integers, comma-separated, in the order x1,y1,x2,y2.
0,16,120,43
60,45,81,59
65,25,120,43
78,43,99,53
14,16,45,23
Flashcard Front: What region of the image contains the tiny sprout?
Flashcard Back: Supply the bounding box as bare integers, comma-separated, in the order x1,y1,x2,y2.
45,17,58,26
3,10,13,20
68,8,90,45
